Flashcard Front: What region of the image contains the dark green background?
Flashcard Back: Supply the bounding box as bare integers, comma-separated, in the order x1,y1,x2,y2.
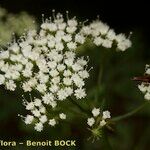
0,0,150,150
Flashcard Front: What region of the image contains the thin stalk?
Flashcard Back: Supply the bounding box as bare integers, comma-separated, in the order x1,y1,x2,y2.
111,101,149,122
103,129,113,150
94,62,103,103
69,97,91,116
98,63,103,85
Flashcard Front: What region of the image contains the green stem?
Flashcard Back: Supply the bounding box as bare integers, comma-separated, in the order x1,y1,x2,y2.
69,97,91,116
103,129,113,150
94,61,104,103
98,63,103,85
111,101,148,122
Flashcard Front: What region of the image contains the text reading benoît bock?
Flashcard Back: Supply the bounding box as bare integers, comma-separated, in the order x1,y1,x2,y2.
0,140,76,147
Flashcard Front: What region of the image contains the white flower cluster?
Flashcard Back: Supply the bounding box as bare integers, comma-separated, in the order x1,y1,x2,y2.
87,107,111,127
138,65,150,100
0,12,130,131
20,100,66,132
18,96,67,131
82,21,132,51
0,6,37,46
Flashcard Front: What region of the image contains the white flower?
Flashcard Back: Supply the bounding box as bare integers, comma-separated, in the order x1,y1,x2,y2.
1,63,9,72
42,93,54,104
54,54,63,63
24,115,34,124
39,115,47,123
144,92,150,100
59,113,66,120
75,34,85,44
5,67,20,80
146,65,150,71
65,51,75,59
5,80,16,91
9,43,20,53
28,78,37,86
138,65,150,101
49,119,56,126
0,51,9,59
57,89,67,100
106,29,116,40
94,37,103,46
115,33,132,51
67,42,77,50
63,77,72,86
78,70,89,79
22,82,32,92
63,70,72,77
32,109,41,117
14,64,23,71
115,34,126,42
72,74,85,88
47,61,57,69
88,107,111,129
34,122,43,132
58,23,66,30
49,84,59,93
81,26,91,35
49,69,59,77
66,26,77,34
138,84,147,93
34,98,42,107
74,88,86,99
22,69,32,78
102,39,112,48
117,41,131,51
67,19,78,27
87,117,95,127
36,84,47,93
91,21,109,35
0,74,5,85
48,40,55,48
146,68,150,75
39,106,46,114
76,58,87,66
49,100,57,108
51,76,60,84
57,64,66,72
92,107,100,117
146,85,150,93
55,42,64,51
37,73,49,84
100,120,106,127
65,58,74,67
0,60,4,68
65,87,73,96
26,102,35,110
102,111,111,119
29,51,40,61
46,23,57,32
72,63,83,72
63,34,72,42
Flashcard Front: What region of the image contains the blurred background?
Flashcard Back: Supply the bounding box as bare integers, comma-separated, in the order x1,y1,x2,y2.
0,0,150,150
